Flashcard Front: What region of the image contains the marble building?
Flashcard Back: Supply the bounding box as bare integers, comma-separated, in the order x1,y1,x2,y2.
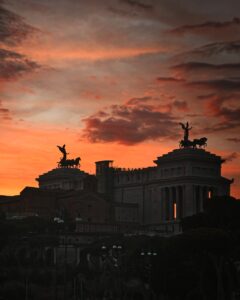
35,124,233,229
96,147,232,226
36,167,89,190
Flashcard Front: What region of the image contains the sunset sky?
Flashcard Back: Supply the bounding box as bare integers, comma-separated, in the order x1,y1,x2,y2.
0,0,239,197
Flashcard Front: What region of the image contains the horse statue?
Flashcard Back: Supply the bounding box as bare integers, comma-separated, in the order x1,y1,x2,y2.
57,145,81,168
58,157,81,168
192,137,207,148
179,137,207,149
179,139,191,148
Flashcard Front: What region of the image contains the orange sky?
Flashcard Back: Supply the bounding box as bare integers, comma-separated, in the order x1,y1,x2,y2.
0,0,239,198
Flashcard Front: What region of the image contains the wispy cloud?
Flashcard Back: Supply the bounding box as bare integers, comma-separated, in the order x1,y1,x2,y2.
0,48,40,81
227,137,240,143
169,17,240,36
0,2,38,46
223,152,239,162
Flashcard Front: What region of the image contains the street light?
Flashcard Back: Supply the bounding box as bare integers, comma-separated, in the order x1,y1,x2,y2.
140,249,158,300
53,217,68,300
100,244,123,299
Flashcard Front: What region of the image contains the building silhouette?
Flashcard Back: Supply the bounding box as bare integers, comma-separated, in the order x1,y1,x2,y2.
96,148,232,227
0,127,233,235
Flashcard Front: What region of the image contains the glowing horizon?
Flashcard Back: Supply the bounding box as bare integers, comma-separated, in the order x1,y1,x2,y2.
0,0,239,198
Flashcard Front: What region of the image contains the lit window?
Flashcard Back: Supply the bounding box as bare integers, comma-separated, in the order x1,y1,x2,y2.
174,203,177,219
208,190,212,198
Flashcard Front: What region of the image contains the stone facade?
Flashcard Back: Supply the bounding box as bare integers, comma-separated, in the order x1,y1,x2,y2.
96,148,232,225
36,168,96,191
0,146,233,236
0,187,108,222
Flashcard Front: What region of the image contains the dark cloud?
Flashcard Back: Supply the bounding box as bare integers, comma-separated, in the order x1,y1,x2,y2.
223,152,239,162
197,93,216,100
109,0,154,19
169,17,240,36
188,79,240,92
82,99,179,145
178,40,240,59
199,94,240,133
0,100,11,120
172,100,189,112
120,0,153,10
0,2,41,81
108,6,139,17
0,48,40,81
126,96,152,105
0,107,11,120
227,137,240,143
186,113,200,117
203,94,240,119
126,96,172,113
157,77,185,83
0,3,38,46
172,62,240,72
202,121,240,134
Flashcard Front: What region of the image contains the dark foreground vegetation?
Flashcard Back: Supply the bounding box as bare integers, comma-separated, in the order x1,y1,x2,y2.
0,196,240,300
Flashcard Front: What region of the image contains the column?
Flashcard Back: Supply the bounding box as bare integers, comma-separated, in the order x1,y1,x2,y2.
172,186,177,220
182,185,185,217
177,186,183,219
162,187,166,221
165,187,170,221
176,186,180,220
195,185,201,214
168,187,174,221
161,188,166,221
199,186,204,212
202,186,208,209
184,184,195,216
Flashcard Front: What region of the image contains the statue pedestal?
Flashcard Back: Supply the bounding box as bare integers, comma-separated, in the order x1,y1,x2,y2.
36,167,88,190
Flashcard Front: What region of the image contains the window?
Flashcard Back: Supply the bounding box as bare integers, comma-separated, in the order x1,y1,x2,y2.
208,189,213,199
173,203,177,220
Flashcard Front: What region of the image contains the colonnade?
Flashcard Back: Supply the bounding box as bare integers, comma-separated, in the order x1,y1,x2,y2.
161,185,215,221
161,186,184,221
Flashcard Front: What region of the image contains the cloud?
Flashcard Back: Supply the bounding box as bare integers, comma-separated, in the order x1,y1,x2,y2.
157,77,185,83
172,100,189,112
0,3,42,82
120,0,154,10
169,17,240,36
126,96,152,105
172,62,240,73
0,48,41,81
82,97,179,145
178,40,240,60
227,137,240,143
0,2,38,46
199,94,240,133
0,100,11,120
223,152,239,162
188,79,240,92
203,94,240,119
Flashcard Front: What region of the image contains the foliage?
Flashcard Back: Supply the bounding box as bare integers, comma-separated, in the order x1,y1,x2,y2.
182,196,240,232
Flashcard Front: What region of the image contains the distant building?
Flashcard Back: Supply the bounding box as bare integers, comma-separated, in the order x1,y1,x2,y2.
0,187,109,223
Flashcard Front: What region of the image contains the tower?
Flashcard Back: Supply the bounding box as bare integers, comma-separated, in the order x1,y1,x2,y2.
95,160,114,197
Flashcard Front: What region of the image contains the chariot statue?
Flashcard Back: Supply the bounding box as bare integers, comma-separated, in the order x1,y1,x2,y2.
179,122,207,149
57,144,81,168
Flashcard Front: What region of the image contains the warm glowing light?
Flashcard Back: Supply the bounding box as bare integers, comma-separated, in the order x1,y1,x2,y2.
208,190,212,199
174,203,177,219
